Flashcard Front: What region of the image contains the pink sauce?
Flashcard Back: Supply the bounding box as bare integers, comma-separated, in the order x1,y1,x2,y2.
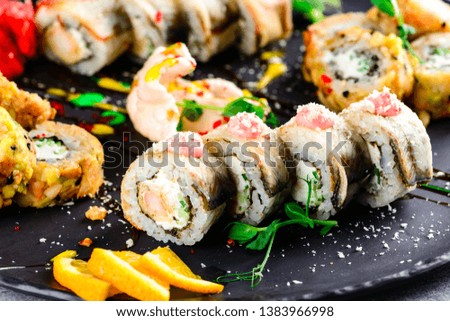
227,112,266,139
166,132,204,158
295,104,335,130
367,89,402,117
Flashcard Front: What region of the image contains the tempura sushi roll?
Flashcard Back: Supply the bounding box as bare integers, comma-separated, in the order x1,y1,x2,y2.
303,12,380,82
204,112,290,225
410,32,450,119
304,26,414,112
120,0,182,61
35,0,132,76
0,108,36,209
121,132,233,246
367,0,450,38
0,73,55,129
180,0,240,62
277,104,369,220
15,121,104,208
341,88,433,208
236,0,293,55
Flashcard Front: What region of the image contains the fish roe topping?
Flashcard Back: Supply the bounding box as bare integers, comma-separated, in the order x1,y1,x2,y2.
295,103,336,130
366,88,402,117
227,112,268,139
166,132,204,158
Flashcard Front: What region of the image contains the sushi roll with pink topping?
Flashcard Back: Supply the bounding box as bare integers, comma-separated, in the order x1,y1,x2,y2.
341,88,433,208
204,112,290,225
277,103,370,220
121,132,233,245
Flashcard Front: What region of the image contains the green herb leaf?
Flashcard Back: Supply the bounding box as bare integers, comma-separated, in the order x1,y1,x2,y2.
292,0,342,23
285,202,306,220
228,222,259,243
245,220,279,251
222,97,266,119
374,165,381,185
370,0,396,17
433,48,450,56
264,111,280,128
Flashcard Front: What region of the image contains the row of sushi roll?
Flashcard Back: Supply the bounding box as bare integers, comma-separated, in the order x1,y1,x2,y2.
0,73,104,209
121,87,433,246
34,0,293,76
302,0,450,121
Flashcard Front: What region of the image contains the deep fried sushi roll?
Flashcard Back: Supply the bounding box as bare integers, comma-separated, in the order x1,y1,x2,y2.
341,88,433,208
120,0,182,61
0,73,55,129
302,12,381,82
180,0,240,62
277,104,369,220
204,112,290,225
367,0,450,38
411,32,450,119
35,0,132,76
15,121,104,208
236,0,293,55
0,108,36,209
121,132,233,246
304,26,414,112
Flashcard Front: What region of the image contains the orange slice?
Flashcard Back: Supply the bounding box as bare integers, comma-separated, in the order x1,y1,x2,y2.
114,251,170,290
87,248,170,301
53,253,120,301
137,246,224,294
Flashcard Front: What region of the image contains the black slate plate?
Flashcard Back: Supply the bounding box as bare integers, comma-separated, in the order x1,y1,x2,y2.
1,0,450,301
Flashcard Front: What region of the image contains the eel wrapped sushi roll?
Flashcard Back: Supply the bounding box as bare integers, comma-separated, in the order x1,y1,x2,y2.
0,73,55,129
341,88,433,208
236,0,293,55
277,103,370,220
0,108,36,209
15,121,104,208
180,0,240,62
120,0,182,61
35,0,132,76
304,26,414,112
410,32,450,120
204,112,290,225
121,132,234,245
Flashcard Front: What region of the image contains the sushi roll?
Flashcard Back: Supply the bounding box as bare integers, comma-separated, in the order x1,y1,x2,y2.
180,0,240,62
127,42,244,142
410,32,450,119
35,0,132,76
341,88,433,208
0,108,36,209
304,26,414,112
15,121,104,208
277,104,370,220
236,0,293,55
0,72,56,129
367,0,450,39
121,132,234,246
302,12,381,82
119,0,182,61
204,112,290,225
